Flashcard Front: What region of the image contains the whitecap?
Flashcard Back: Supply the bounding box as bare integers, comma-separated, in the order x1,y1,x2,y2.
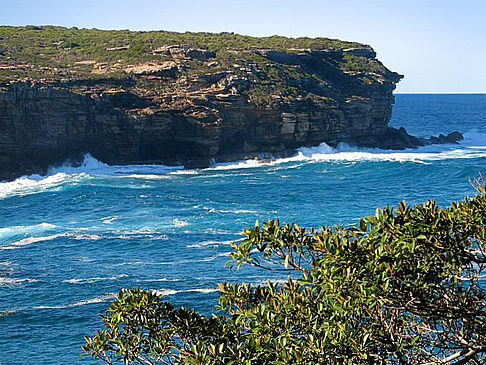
0,309,17,317
34,293,114,309
202,252,230,261
152,289,179,296
113,261,145,266
141,278,180,282
102,216,118,224
71,233,102,240
0,154,182,199
63,274,129,284
169,169,199,175
0,173,88,199
152,287,219,297
186,238,240,248
49,154,182,176
172,219,189,228
203,228,232,235
218,209,256,214
0,277,38,286
207,135,486,171
208,159,271,170
0,222,56,238
0,234,63,250
0,231,102,250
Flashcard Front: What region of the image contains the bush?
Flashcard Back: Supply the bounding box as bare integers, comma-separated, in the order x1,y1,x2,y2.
83,181,486,364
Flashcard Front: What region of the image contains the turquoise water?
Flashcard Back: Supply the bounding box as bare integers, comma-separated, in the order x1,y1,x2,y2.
1,94,485,364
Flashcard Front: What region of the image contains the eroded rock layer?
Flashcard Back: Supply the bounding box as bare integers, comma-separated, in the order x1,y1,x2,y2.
0,27,410,179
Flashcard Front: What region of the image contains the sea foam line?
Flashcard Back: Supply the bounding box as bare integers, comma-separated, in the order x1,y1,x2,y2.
0,231,102,250
152,287,220,297
63,274,129,284
0,222,56,237
186,238,242,248
34,293,114,310
48,154,182,176
34,288,219,310
1,131,485,200
0,277,38,286
208,133,486,170
0,154,180,199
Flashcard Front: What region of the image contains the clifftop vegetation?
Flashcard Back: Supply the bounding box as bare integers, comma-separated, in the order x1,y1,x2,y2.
0,26,400,106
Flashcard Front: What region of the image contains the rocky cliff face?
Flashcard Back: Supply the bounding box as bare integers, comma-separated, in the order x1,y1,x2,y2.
0,27,410,180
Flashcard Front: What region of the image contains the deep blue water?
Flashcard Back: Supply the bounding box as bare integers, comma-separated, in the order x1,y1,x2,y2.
1,94,485,364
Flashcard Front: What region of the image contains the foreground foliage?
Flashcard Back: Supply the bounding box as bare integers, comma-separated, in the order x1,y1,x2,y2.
84,182,486,364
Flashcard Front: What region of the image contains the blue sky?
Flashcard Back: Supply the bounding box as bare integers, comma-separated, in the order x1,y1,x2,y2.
1,0,485,93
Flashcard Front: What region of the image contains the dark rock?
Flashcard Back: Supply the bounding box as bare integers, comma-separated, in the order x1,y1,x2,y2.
444,131,464,143
64,42,80,49
185,49,216,61
425,131,464,145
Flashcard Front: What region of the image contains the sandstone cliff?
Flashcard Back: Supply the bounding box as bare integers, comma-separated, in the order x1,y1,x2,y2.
0,26,441,180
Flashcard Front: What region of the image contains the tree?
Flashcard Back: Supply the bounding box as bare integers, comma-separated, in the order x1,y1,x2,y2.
83,180,486,364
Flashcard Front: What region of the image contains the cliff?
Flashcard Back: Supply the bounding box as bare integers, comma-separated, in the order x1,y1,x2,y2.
0,26,453,180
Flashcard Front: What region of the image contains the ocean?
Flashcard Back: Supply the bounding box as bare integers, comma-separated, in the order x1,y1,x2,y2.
1,94,485,364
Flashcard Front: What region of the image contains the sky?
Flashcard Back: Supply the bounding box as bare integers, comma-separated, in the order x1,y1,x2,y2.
1,0,485,93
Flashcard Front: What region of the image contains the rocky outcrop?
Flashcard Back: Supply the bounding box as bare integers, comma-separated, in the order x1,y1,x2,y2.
0,28,463,180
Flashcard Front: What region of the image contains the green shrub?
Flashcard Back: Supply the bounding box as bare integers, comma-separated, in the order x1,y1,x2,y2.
83,181,486,364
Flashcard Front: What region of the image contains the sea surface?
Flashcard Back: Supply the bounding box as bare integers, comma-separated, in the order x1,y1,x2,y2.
1,94,485,364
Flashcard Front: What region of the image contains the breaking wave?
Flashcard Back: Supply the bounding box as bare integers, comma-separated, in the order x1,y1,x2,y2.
1,131,485,200
0,277,38,286
34,294,114,309
0,229,102,250
152,287,220,297
209,130,486,170
0,154,181,199
48,154,182,176
63,274,129,284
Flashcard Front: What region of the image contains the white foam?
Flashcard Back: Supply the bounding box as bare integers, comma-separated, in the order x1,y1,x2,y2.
169,169,199,175
102,216,118,224
0,173,87,199
63,274,128,284
0,222,56,238
48,154,183,177
210,208,257,214
0,154,182,199
34,293,113,309
152,287,219,297
70,294,114,307
292,141,486,164
113,261,145,266
114,229,169,240
202,252,230,261
0,277,38,286
0,231,102,250
70,233,102,241
208,134,486,170
186,239,239,248
142,278,180,282
172,219,189,228
2,132,485,200
0,234,63,250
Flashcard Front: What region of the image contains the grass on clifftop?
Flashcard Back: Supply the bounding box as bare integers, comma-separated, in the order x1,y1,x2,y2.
0,26,398,106
0,26,365,81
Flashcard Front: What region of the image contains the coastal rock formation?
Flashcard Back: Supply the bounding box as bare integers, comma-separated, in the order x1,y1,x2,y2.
0,27,462,180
